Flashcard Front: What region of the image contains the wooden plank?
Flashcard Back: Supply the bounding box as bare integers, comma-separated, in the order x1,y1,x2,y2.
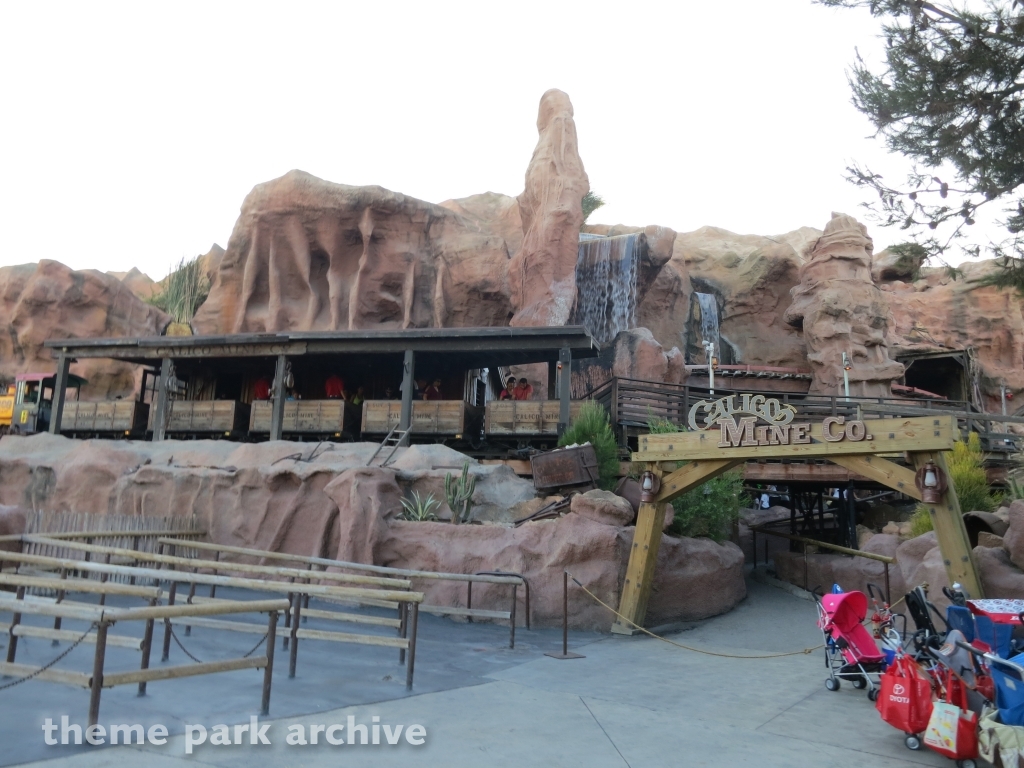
0,553,424,604
298,608,402,628
107,598,289,622
167,616,268,635
420,605,511,620
3,624,144,650
294,628,408,649
0,594,107,622
910,451,984,598
102,656,267,687
21,536,413,590
743,463,859,484
0,661,91,688
829,455,923,501
635,415,957,461
655,459,745,503
0,573,163,599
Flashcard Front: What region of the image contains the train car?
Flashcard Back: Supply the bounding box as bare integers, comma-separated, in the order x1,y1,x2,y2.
10,373,86,435
361,400,484,439
484,400,583,437
249,399,360,439
61,400,150,438
0,384,14,435
149,400,251,438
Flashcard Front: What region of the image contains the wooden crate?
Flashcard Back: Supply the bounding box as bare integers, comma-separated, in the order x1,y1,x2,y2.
250,400,349,434
361,400,482,436
152,400,250,434
62,401,149,434
485,401,583,436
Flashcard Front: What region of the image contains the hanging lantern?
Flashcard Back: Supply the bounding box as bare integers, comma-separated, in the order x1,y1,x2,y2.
639,471,661,503
914,460,948,504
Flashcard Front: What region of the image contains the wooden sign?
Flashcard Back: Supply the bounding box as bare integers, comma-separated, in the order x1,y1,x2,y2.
637,394,956,461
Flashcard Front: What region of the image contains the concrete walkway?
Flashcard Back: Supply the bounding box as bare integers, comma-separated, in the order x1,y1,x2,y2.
4,579,949,767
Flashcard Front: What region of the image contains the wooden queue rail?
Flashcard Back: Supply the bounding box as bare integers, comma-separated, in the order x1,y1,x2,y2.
748,524,896,604
0,529,204,543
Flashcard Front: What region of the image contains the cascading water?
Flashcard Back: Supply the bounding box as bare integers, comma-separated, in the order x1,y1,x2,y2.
694,292,721,361
572,234,640,344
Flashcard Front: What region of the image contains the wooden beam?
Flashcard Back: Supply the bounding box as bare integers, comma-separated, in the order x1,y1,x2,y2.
829,455,923,501
656,459,745,503
635,415,956,461
910,451,984,598
743,463,860,484
101,656,266,688
0,661,90,688
294,627,408,649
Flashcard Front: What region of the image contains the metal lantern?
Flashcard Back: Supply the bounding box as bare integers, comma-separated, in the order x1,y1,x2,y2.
639,471,661,503
914,460,948,504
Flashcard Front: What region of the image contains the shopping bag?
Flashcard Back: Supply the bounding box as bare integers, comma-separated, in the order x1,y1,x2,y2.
876,654,933,734
979,707,1024,767
924,669,978,760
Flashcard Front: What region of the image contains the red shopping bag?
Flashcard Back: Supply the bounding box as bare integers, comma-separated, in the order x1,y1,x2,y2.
924,668,978,761
876,654,933,734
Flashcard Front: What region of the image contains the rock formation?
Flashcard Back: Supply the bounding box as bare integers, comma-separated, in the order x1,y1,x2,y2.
784,213,904,396
192,171,514,334
507,89,590,328
0,260,169,398
0,433,746,629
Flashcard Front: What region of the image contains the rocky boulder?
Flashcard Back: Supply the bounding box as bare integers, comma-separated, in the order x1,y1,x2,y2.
0,260,169,398
570,490,634,527
1002,499,1024,571
0,505,27,553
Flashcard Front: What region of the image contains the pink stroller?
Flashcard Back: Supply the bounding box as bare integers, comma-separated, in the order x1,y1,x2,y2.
818,590,888,700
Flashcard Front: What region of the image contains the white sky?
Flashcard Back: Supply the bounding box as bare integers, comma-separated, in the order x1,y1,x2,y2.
0,1,981,280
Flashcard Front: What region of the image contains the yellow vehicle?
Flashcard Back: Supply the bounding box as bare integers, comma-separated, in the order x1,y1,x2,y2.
0,384,14,434
9,372,86,435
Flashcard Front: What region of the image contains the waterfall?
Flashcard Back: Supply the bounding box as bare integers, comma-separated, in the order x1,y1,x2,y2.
695,292,721,361
573,234,640,344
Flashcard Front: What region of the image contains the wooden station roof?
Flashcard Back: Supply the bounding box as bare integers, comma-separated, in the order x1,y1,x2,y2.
44,326,601,370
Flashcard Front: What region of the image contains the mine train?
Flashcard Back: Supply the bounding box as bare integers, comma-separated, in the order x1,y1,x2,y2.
4,369,584,453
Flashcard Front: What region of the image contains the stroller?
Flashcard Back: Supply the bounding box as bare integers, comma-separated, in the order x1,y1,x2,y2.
817,589,887,700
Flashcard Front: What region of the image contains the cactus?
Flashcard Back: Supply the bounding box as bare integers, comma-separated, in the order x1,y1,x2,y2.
444,461,476,525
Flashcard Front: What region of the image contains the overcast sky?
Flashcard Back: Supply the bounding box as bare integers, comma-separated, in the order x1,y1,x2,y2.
0,1,973,279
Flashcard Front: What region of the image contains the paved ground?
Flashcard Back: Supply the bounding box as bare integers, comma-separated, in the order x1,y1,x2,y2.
1,578,952,767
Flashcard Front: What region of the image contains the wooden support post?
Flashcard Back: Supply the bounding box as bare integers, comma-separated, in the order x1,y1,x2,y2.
261,610,278,716
612,459,742,634
911,451,984,599
547,360,557,400
399,349,415,432
138,597,157,696
558,346,571,436
161,581,177,662
88,622,109,727
270,354,287,441
152,358,172,442
48,352,72,435
6,586,25,662
405,602,418,691
288,592,301,678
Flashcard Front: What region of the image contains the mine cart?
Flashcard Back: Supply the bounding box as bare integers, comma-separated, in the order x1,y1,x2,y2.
61,400,149,437
362,400,484,438
10,372,86,435
530,444,600,491
149,400,251,437
249,399,359,438
485,400,583,437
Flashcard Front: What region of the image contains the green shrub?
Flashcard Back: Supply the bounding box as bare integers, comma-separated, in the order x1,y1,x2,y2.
559,401,619,491
908,505,934,537
400,492,439,522
643,417,745,542
949,433,996,513
149,255,210,324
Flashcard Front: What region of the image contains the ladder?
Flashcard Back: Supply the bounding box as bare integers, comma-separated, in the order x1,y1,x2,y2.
366,425,409,468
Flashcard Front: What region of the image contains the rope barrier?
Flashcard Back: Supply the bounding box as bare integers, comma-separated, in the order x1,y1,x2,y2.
566,572,825,659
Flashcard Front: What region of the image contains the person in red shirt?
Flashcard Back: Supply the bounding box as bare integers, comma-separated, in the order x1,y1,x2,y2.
499,376,517,400
514,378,534,401
423,378,443,400
253,377,271,400
324,374,345,399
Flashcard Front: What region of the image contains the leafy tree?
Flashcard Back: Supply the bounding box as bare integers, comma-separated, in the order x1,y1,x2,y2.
817,0,1024,288
581,191,605,224
559,401,620,490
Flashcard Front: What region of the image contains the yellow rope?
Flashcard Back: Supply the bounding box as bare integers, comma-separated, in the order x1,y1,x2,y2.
566,572,825,659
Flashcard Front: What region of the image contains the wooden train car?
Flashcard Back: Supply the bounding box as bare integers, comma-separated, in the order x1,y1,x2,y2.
149,400,250,436
485,400,583,436
60,400,149,436
249,400,358,436
361,400,483,437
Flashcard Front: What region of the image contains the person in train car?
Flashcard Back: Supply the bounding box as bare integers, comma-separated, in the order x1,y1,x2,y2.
253,377,271,400
514,377,534,400
383,386,395,400
423,378,443,401
499,376,517,400
414,379,426,400
324,374,345,399
350,386,366,406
